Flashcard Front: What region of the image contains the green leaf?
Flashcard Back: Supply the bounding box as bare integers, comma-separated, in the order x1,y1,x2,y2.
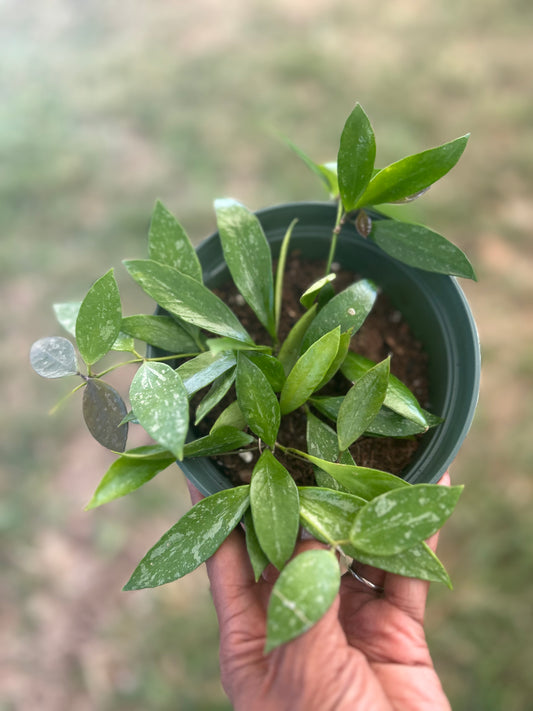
123,259,251,342
53,301,81,336
350,484,463,556
250,450,299,570
337,103,376,211
236,355,280,447
215,199,276,338
148,200,202,282
283,136,339,198
82,379,129,452
315,329,352,390
85,450,175,509
244,508,269,582
297,452,409,499
206,337,271,355
274,218,297,336
280,327,340,415
111,333,136,353
177,351,236,396
371,220,477,279
195,369,236,425
341,352,431,428
30,336,78,378
121,315,199,354
117,444,173,460
265,549,340,652
357,134,469,207
76,269,122,366
246,353,286,392
210,400,246,432
306,412,347,491
182,426,255,458
352,542,452,588
300,273,337,309
337,357,390,451
301,279,378,352
298,487,366,548
277,304,317,376
129,362,189,459
124,486,250,590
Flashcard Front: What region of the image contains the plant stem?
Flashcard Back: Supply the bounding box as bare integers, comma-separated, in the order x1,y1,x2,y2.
93,352,200,378
49,380,87,415
324,199,345,275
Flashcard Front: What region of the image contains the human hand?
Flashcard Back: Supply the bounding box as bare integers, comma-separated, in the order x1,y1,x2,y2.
187,473,452,711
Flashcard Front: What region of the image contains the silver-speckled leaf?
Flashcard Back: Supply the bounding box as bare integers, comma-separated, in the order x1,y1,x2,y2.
82,379,129,452
30,337,78,378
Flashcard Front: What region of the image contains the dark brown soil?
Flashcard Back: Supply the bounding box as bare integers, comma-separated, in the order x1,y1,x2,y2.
194,252,431,486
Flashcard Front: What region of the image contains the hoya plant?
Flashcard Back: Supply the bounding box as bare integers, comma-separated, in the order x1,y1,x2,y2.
30,104,474,652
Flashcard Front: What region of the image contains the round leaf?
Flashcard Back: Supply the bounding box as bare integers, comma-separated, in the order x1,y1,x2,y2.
76,269,122,365
30,336,78,378
129,362,189,459
265,549,340,652
82,379,129,452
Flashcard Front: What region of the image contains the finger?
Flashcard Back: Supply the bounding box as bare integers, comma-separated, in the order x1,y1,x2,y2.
186,479,204,505
383,470,451,622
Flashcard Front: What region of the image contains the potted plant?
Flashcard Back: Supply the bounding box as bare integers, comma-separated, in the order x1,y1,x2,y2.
30,103,480,652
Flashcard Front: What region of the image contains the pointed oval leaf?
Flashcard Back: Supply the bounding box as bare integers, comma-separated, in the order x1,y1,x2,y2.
76,269,122,365
298,487,366,547
121,314,199,354
123,259,251,342
182,426,255,458
177,351,236,396
129,362,189,459
215,199,275,338
265,549,340,652
250,450,299,570
277,304,317,376
82,379,129,452
284,136,339,198
244,509,269,582
306,412,346,491
350,484,463,556
358,134,469,207
246,353,286,392
195,368,236,425
149,200,202,281
124,486,250,590
30,336,78,378
280,327,340,415
301,279,378,352
210,400,246,433
352,542,452,587
206,337,271,355
337,357,390,451
85,451,175,509
53,301,81,336
300,273,337,309
338,103,377,211
236,354,280,447
371,220,476,279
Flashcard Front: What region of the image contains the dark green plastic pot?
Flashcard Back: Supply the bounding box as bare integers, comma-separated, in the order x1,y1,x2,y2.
178,202,480,496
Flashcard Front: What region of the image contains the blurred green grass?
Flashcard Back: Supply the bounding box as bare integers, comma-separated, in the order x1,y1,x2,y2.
2,0,533,708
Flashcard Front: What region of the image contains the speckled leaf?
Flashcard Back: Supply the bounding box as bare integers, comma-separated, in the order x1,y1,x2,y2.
129,362,188,459
123,486,250,590
195,368,236,425
280,327,340,415
148,200,202,282
82,379,129,452
246,353,286,392
182,426,254,458
121,315,199,354
265,549,340,652
250,450,299,570
337,103,376,211
30,337,78,378
277,304,317,375
215,199,276,338
357,134,469,207
352,542,452,587
300,273,337,309
298,487,366,549
244,508,269,582
350,484,463,556
177,351,236,396
76,269,122,365
53,301,81,336
306,412,348,492
337,357,390,451
123,259,251,342
85,450,175,509
301,280,378,352
371,220,476,279
341,352,431,428
236,355,280,447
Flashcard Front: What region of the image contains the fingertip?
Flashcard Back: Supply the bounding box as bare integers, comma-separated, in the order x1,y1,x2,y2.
438,470,451,487
186,479,204,505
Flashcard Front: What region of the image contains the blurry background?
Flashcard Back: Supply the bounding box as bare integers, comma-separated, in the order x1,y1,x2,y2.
1,0,532,709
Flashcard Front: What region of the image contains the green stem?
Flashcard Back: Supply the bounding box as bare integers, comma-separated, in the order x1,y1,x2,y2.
324,200,345,275
49,380,87,415
93,352,201,378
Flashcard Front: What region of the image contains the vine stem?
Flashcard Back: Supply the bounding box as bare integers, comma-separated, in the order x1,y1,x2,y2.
93,352,200,378
324,199,345,275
